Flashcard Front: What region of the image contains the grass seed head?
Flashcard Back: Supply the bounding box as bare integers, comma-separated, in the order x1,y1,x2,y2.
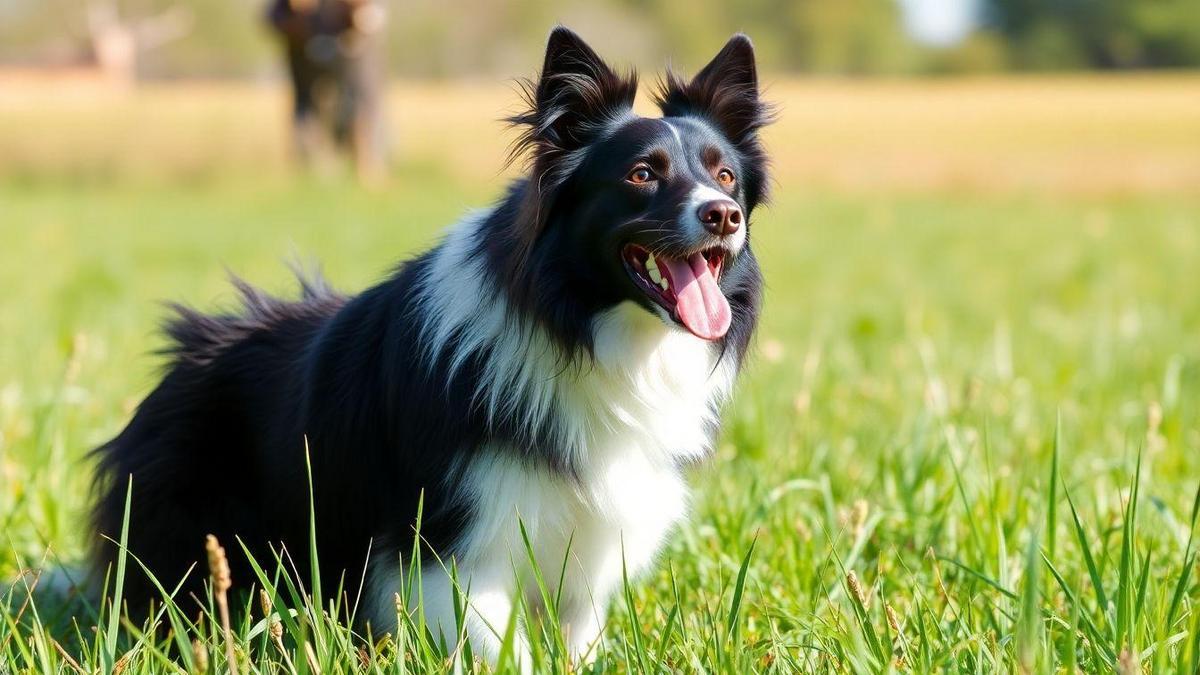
192,639,209,674
850,499,869,537
794,518,812,542
1147,400,1163,432
259,588,272,616
885,603,902,634
1147,401,1166,453
205,535,231,593
847,570,868,608
1117,648,1138,675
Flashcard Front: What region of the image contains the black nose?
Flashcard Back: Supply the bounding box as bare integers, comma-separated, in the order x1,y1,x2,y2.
698,199,742,237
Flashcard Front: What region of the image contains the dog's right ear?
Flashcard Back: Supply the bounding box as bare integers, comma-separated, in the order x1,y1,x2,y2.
508,27,637,171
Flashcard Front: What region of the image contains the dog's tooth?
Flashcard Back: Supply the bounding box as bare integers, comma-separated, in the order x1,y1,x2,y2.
648,267,662,285
659,276,669,291
645,253,657,271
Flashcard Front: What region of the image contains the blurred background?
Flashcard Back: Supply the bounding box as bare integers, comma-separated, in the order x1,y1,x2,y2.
1,0,1199,188
5,0,1200,77
1,0,1199,577
2,0,1200,187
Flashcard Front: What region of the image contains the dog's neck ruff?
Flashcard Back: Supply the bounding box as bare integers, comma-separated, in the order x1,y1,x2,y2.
414,212,738,473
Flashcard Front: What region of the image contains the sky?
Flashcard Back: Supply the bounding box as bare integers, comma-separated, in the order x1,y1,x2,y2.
897,0,982,47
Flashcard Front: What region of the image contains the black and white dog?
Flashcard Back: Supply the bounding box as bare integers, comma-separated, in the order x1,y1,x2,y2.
92,27,769,664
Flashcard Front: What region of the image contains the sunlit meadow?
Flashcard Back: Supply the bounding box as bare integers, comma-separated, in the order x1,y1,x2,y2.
2,74,1200,672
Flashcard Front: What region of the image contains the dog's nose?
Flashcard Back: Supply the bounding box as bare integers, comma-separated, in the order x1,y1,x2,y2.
698,199,742,237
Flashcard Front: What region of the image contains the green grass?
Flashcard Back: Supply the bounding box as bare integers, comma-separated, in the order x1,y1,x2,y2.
3,78,1200,672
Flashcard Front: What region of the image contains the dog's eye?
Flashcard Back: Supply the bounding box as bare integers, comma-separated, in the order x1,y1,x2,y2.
716,168,736,187
626,166,654,185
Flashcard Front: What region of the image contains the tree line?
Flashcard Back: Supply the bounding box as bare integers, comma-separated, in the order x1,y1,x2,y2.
2,0,1197,77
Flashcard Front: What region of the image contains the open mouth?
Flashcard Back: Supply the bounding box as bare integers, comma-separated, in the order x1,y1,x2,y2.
622,244,732,341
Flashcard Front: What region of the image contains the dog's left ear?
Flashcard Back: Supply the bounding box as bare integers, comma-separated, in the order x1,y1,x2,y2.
657,34,769,144
657,35,773,204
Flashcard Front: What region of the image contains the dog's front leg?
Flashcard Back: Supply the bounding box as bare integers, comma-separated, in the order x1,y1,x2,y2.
560,597,606,665
461,583,532,670
425,567,532,673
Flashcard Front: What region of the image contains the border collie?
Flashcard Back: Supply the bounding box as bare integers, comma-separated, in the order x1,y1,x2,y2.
92,26,769,665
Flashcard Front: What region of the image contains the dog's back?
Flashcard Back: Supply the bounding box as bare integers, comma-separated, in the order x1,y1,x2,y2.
91,274,345,605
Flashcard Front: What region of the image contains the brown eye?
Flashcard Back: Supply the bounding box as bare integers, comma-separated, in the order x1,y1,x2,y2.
627,166,654,184
716,168,736,187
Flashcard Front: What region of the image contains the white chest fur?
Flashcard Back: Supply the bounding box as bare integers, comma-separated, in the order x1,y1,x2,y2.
367,217,738,664
430,302,731,663
455,442,688,616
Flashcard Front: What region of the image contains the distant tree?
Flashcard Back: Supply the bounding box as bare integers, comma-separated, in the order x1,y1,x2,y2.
786,0,922,74
983,0,1200,68
0,0,272,77
85,1,192,82
5,0,1198,76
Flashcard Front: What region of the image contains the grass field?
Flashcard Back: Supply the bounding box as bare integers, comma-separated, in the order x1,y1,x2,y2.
2,75,1200,673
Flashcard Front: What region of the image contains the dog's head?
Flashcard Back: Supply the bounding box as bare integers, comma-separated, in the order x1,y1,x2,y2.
503,27,770,346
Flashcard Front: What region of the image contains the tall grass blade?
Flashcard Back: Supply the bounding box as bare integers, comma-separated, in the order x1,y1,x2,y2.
102,477,133,675
1062,484,1109,631
303,437,322,611
1165,481,1200,631
1047,413,1061,561
1016,525,1041,671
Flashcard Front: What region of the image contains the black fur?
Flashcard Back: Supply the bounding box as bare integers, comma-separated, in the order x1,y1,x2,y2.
91,26,769,613
656,34,775,209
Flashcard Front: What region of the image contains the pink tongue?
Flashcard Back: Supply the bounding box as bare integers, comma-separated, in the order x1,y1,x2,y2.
660,253,732,340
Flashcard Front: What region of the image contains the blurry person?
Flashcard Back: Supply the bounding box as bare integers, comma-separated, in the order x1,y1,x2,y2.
266,0,387,182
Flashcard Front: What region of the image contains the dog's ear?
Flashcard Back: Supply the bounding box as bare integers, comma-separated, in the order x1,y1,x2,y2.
656,34,772,204
656,34,767,144
508,27,637,172
535,27,636,147
499,28,637,290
